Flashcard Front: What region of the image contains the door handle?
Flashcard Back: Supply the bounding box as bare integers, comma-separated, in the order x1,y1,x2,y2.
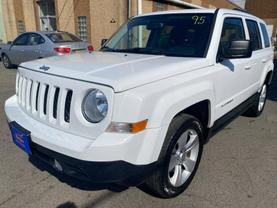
262,59,267,63
244,65,252,70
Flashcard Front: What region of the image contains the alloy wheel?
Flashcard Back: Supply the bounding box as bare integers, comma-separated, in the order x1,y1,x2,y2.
168,129,200,187
2,55,10,68
258,84,267,112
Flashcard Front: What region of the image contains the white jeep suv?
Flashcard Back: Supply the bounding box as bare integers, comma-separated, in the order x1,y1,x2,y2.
5,9,274,198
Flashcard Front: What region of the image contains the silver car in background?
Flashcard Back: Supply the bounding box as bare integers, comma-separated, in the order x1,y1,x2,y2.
0,31,93,69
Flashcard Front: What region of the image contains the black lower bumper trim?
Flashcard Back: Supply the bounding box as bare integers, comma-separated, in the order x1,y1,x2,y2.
29,142,159,186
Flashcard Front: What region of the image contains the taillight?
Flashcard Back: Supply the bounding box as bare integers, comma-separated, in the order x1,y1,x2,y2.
54,47,71,54
88,45,94,53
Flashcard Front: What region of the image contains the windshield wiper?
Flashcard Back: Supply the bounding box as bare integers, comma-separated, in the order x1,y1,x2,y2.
100,46,116,52
101,46,165,55
115,48,164,55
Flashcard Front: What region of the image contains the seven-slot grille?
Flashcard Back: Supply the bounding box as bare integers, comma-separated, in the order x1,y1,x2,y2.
16,73,73,125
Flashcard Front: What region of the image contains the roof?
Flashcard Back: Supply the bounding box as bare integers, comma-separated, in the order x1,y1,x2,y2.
136,9,216,17
135,8,265,23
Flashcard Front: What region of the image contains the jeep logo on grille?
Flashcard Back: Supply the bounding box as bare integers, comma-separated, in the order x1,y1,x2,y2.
39,65,50,71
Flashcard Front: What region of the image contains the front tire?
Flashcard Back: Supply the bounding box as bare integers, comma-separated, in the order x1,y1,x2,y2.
142,114,204,198
2,54,13,69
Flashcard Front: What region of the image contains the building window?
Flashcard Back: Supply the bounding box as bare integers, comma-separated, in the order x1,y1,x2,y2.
17,20,26,34
77,16,88,41
38,0,57,31
154,2,167,11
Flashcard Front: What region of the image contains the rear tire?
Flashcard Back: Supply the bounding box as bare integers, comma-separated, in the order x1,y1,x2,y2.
2,54,13,69
245,83,267,117
141,114,204,198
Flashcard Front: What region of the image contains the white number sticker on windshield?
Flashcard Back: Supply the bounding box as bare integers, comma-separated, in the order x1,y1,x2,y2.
192,16,206,24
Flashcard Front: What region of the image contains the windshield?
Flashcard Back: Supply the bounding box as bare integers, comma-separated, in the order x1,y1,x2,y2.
46,32,82,43
102,13,214,57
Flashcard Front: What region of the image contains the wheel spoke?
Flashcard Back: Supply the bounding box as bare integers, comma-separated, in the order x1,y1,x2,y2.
184,134,198,153
171,165,183,187
169,154,179,171
183,158,196,173
168,129,200,187
177,131,189,151
258,85,267,111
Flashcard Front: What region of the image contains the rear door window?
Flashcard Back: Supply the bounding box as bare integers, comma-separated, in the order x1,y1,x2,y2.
246,20,262,51
260,23,270,48
28,33,45,45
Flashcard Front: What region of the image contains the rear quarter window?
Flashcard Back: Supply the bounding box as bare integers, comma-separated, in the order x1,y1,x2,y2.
246,20,262,51
260,23,270,48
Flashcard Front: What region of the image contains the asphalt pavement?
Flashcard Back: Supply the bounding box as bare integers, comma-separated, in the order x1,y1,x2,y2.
0,61,277,208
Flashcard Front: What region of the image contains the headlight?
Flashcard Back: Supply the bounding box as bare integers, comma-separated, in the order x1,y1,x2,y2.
82,89,108,123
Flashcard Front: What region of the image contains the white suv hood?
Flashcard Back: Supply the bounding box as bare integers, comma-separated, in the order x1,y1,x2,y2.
20,51,211,92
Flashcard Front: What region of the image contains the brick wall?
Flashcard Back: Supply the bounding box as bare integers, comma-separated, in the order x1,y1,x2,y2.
0,0,240,46
245,0,277,19
90,0,127,49
2,0,17,41
22,0,36,32
202,0,237,9
245,0,277,38
56,0,75,33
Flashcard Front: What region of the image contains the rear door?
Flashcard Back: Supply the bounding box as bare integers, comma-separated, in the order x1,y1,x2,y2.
258,22,274,84
244,19,264,93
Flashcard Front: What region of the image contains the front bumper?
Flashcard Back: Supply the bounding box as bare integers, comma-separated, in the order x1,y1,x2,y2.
5,95,162,184
29,142,158,185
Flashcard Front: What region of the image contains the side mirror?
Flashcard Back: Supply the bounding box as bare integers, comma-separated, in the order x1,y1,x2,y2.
221,40,252,59
7,41,13,45
101,39,108,46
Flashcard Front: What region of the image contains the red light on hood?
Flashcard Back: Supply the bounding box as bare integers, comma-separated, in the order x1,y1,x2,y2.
88,45,94,52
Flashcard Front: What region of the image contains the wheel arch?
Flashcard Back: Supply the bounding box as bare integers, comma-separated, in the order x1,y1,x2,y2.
157,101,209,162
173,100,211,134
1,52,6,57
260,61,274,87
153,97,213,164
265,70,274,86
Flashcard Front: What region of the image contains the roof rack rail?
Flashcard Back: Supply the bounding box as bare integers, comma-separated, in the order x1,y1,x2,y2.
233,8,250,14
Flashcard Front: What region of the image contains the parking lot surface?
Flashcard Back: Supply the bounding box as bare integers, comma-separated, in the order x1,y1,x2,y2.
0,61,277,208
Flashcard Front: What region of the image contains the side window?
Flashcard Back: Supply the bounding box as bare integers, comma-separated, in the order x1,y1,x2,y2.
13,34,29,46
246,20,262,51
28,33,45,45
220,18,245,51
260,23,270,48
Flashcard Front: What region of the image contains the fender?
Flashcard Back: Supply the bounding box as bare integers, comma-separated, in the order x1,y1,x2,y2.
113,78,216,129
112,79,215,163
149,81,215,129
